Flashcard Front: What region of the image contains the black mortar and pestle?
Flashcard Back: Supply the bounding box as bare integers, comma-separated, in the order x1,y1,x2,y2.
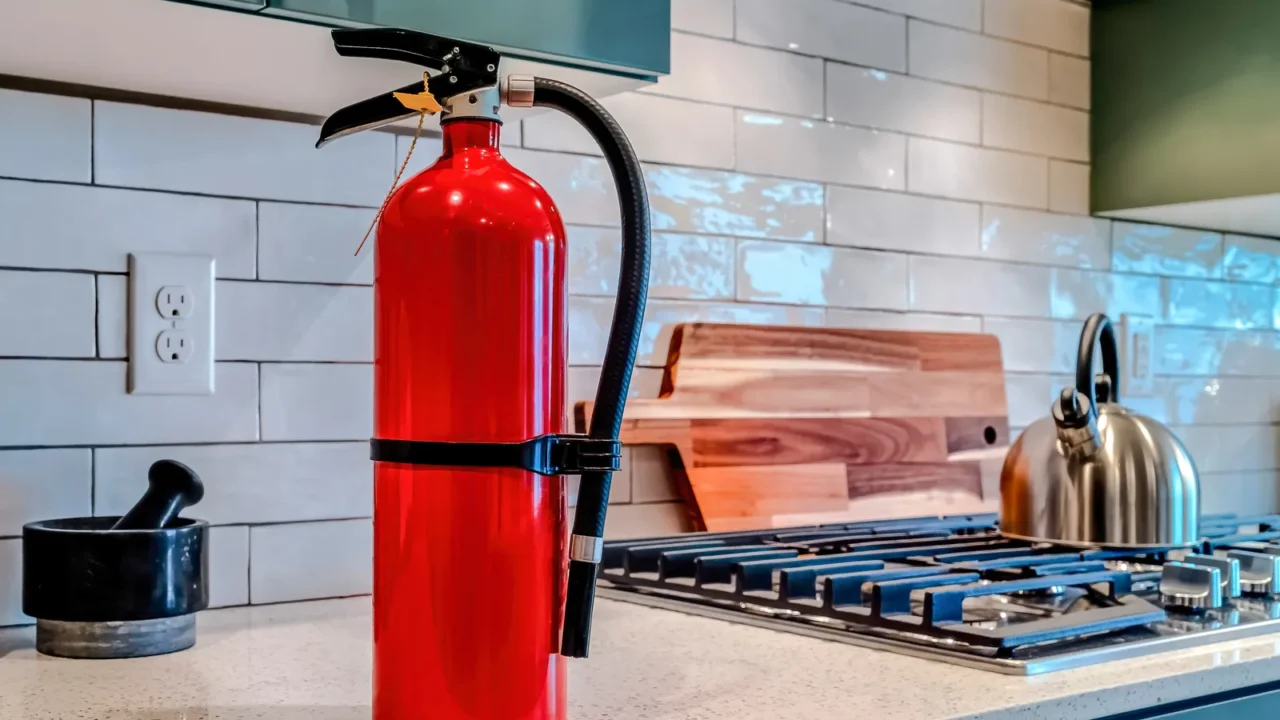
23,459,209,659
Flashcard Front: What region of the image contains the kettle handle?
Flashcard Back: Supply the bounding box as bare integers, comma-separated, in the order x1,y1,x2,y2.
1075,313,1120,405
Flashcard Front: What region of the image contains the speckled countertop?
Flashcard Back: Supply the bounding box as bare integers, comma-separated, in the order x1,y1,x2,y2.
3,597,1280,719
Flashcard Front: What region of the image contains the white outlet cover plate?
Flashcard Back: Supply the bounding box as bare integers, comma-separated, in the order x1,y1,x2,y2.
128,252,215,395
1119,313,1156,395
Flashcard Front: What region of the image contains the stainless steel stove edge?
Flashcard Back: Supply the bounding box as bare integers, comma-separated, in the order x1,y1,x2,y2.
597,586,1280,676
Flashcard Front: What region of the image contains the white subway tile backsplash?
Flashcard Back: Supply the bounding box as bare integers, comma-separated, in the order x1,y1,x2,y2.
95,442,370,525
0,361,258,447
646,165,824,241
0,89,90,183
0,180,256,277
736,0,906,71
1111,222,1223,278
983,0,1090,56
983,317,1079,373
827,309,982,333
208,526,249,608
982,94,1088,162
0,449,91,537
671,0,734,37
643,32,824,116
0,540,24,626
258,203,375,284
570,297,824,366
1177,425,1278,473
630,446,683,503
96,275,127,359
908,21,1049,100
1224,234,1280,284
1048,161,1090,215
250,519,372,604
1049,268,1162,321
825,65,980,143
569,227,735,300
909,256,1051,317
1161,377,1276,426
1200,471,1280,516
1155,327,1280,377
736,111,905,189
568,462,631,506
217,281,372,362
737,241,908,310
94,102,393,206
908,138,1047,208
1049,54,1091,110
260,363,372,441
826,186,979,256
0,270,95,358
502,147,619,227
851,0,981,31
604,502,693,539
979,206,1110,269
566,367,664,407
499,149,826,243
1165,278,1272,330
1004,374,1054,429
524,93,735,170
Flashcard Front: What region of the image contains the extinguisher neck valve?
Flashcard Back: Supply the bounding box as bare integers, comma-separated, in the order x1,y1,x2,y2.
501,75,536,108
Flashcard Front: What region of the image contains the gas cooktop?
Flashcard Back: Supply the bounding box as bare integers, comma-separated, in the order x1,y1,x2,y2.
597,513,1280,674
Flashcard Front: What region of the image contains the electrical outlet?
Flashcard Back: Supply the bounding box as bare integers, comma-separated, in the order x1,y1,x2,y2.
156,330,194,363
128,253,215,395
1119,314,1156,395
156,286,194,319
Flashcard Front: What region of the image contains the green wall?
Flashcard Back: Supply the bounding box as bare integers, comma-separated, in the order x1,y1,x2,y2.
1093,0,1280,212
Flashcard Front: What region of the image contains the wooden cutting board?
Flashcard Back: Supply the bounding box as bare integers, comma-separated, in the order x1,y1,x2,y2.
576,323,1009,532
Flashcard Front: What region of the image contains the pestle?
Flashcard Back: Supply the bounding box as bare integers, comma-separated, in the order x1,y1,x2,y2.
111,459,205,530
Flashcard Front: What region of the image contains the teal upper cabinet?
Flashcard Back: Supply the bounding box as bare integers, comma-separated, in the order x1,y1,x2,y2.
264,0,669,79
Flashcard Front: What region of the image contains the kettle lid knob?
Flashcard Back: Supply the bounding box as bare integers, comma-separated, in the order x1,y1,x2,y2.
1053,388,1093,429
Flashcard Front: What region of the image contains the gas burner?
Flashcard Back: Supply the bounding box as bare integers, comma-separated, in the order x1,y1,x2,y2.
599,513,1280,675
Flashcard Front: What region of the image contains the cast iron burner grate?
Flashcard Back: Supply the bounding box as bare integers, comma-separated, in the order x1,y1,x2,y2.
598,513,1280,674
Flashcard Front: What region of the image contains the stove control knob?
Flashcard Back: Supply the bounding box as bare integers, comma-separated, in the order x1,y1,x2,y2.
1184,554,1241,598
1227,550,1280,596
1159,562,1223,611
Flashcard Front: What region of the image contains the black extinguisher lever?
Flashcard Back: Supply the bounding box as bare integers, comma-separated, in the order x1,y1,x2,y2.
316,28,500,147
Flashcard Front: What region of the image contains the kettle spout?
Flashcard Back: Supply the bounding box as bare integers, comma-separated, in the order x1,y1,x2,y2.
1052,388,1099,457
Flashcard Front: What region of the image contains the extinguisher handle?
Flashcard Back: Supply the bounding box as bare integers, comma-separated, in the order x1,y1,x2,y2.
316,29,501,147
330,28,500,80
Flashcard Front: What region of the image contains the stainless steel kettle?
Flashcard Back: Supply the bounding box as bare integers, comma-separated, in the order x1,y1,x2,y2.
1000,313,1200,548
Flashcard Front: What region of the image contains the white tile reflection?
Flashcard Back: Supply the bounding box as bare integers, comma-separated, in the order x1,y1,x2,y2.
645,166,824,241
736,241,907,309
1049,268,1161,320
1165,279,1273,329
568,227,735,300
1112,222,1223,278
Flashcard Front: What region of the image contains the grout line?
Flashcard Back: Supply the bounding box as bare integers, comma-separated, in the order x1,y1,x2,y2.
256,362,264,442
253,202,261,280
88,99,95,185
0,174,383,211
89,447,95,516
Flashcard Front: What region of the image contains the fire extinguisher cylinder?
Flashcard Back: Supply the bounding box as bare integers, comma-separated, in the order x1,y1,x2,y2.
317,27,651,718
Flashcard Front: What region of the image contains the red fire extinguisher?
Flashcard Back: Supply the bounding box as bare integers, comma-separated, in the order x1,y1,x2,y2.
317,28,650,720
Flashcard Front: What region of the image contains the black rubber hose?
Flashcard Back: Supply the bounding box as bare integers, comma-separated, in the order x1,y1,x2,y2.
1075,313,1120,407
532,77,650,658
